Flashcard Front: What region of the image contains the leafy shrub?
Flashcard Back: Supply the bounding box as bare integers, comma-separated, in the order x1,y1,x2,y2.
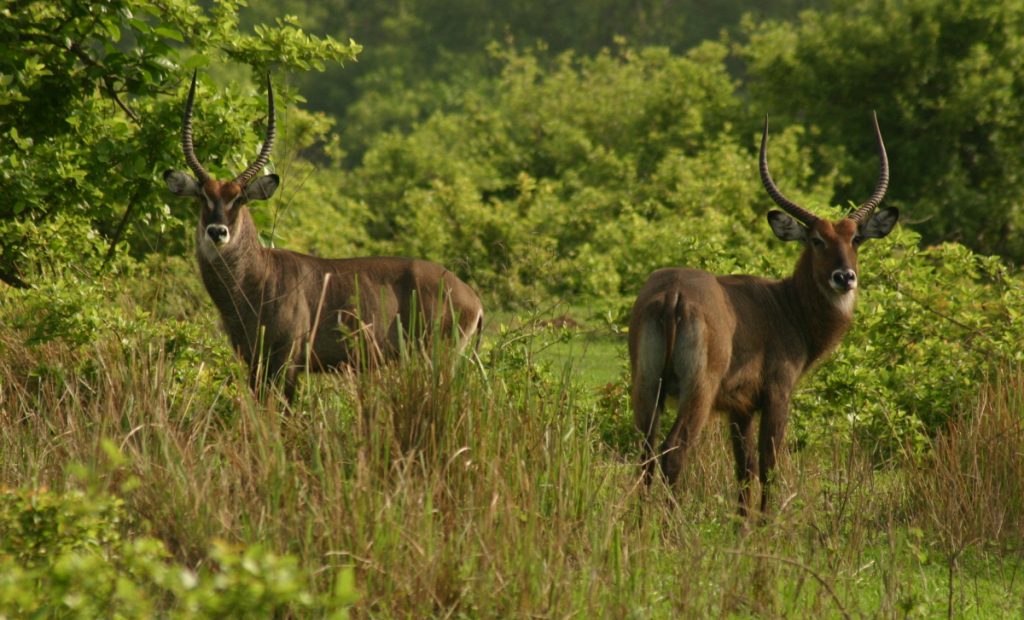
337,43,759,300
0,0,360,288
790,227,1024,457
0,255,241,418
0,487,358,618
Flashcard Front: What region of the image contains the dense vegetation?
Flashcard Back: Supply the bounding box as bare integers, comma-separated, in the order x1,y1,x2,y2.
2,0,1023,616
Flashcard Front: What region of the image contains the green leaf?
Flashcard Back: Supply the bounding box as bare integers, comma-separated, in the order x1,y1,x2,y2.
102,17,122,43
182,54,210,70
154,26,184,43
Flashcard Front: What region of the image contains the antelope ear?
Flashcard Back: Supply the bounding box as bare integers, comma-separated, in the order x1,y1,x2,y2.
163,170,201,197
767,210,808,242
860,206,899,239
243,174,279,202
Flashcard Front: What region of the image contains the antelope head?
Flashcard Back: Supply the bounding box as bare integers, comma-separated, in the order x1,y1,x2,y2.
759,113,899,307
164,71,279,251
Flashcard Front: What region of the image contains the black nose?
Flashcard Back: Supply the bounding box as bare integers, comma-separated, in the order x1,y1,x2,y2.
831,269,857,290
206,224,229,244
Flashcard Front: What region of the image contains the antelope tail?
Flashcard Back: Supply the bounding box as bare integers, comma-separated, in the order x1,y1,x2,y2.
662,291,683,381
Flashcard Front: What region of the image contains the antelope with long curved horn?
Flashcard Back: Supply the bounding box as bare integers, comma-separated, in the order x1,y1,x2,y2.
164,72,484,402
629,113,899,516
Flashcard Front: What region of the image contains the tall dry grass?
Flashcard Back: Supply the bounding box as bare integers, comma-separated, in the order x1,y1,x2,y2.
2,312,1022,617
910,366,1024,549
906,366,1024,618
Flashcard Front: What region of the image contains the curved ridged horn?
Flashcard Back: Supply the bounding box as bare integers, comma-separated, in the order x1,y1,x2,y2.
181,70,210,184
847,112,889,225
760,115,819,226
234,74,276,187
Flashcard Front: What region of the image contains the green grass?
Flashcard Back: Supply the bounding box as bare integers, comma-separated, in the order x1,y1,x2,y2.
486,304,627,389
2,287,1023,617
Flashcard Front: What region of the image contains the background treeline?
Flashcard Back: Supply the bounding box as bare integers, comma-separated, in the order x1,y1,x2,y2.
246,0,1024,259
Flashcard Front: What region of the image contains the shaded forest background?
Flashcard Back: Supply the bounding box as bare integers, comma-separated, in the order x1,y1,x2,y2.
6,0,1024,286
241,0,1024,260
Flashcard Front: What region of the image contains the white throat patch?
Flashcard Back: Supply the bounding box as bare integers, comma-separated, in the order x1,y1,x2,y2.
832,290,856,316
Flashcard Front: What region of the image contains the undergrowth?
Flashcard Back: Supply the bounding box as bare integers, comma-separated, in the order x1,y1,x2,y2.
1,291,1022,617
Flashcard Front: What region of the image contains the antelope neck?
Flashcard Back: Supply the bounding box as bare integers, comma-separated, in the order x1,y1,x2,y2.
197,208,266,284
776,249,855,366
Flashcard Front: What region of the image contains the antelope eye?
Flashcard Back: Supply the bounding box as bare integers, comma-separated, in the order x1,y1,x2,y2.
810,236,826,249
852,235,865,247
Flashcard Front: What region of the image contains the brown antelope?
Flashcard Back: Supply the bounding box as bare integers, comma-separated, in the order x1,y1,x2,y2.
163,73,484,402
629,114,898,516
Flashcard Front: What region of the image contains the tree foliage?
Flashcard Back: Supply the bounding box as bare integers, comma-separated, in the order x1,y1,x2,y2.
739,0,1024,260
0,0,360,288
234,0,1024,262
240,0,825,162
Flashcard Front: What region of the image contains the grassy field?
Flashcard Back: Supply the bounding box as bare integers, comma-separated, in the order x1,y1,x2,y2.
2,296,1023,617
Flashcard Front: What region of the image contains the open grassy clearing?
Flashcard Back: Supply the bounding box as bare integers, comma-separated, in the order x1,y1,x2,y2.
2,301,1023,618
485,304,627,389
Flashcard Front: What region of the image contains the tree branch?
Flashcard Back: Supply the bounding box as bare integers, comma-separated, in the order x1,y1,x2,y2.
66,41,142,125
103,78,141,124
0,269,31,290
102,188,142,270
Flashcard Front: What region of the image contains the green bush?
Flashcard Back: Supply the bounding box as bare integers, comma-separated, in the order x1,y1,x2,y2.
0,487,358,618
794,228,1024,458
0,255,241,419
0,0,360,288
339,43,755,300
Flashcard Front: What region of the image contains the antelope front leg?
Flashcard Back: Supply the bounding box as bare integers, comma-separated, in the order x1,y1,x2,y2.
281,362,300,404
728,411,757,518
247,346,292,402
758,397,791,515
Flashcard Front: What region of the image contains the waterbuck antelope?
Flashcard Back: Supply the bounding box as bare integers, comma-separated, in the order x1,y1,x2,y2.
629,114,899,516
164,73,484,402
